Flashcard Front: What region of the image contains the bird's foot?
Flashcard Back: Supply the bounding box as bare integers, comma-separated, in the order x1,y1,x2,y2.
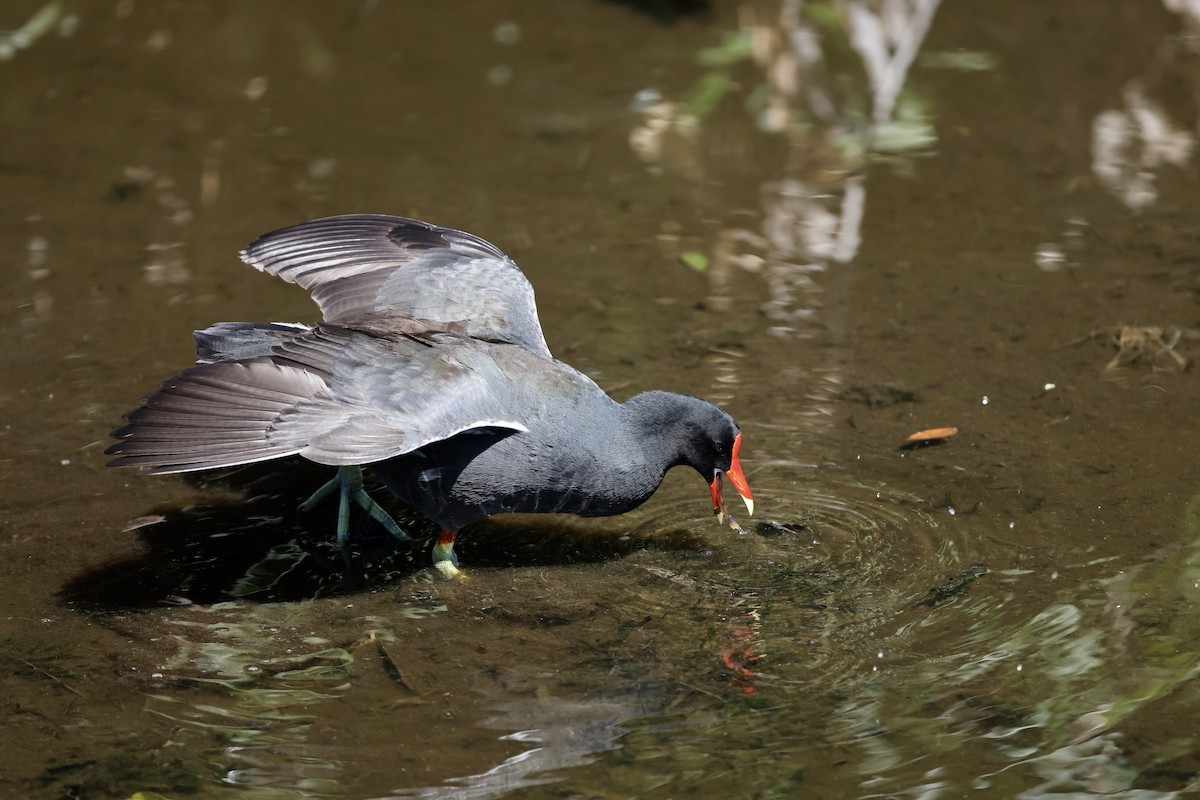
431,529,464,580
299,466,411,550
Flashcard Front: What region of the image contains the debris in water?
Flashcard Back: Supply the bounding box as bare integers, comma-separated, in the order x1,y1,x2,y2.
1066,324,1193,370
917,566,988,608
901,426,958,449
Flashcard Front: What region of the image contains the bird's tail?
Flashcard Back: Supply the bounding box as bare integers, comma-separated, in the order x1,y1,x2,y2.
105,357,327,474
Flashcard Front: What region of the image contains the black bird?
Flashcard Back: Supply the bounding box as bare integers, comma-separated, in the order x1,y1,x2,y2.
106,215,754,576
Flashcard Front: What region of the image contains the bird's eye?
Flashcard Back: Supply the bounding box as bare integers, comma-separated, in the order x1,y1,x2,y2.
714,442,725,455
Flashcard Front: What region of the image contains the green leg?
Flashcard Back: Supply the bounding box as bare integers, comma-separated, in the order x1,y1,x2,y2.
298,466,411,552
299,472,341,513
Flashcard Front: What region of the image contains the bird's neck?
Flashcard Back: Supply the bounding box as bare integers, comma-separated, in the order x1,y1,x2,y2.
621,390,708,474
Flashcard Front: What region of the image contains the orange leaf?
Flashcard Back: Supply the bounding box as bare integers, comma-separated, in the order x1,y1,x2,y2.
905,426,958,443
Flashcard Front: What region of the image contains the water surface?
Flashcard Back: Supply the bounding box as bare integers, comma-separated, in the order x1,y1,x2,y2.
2,1,1199,797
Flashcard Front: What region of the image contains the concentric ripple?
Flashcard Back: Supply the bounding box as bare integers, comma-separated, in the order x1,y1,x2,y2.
588,464,986,698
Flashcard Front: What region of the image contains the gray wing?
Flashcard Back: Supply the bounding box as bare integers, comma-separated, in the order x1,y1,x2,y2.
193,321,311,364
105,326,527,473
239,214,551,357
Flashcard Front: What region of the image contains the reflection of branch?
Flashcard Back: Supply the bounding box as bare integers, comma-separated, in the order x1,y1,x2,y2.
842,0,943,123
0,1,72,62
1163,0,1200,29
832,174,865,263
1092,84,1195,211
1084,2,1200,211
632,1,943,337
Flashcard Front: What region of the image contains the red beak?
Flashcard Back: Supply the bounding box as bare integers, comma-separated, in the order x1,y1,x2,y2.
709,432,754,532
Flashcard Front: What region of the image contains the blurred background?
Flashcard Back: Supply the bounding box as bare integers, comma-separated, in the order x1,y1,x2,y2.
2,1,1200,797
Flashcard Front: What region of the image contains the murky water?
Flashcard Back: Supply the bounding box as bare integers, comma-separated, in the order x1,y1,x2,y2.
3,0,1200,797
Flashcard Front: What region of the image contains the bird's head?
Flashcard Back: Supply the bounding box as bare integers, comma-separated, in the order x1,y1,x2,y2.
705,427,754,533
627,391,755,531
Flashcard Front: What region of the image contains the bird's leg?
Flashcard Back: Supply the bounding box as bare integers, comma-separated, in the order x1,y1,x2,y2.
431,529,462,579
348,476,410,541
299,471,342,514
298,466,411,553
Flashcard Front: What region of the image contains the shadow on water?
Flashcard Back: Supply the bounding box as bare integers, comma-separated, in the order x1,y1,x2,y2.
61,459,715,607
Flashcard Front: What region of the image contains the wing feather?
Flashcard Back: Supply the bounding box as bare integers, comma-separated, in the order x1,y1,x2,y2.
239,214,550,356
106,359,328,473
107,327,527,473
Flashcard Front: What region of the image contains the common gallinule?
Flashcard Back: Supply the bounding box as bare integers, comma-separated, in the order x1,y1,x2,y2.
106,215,754,576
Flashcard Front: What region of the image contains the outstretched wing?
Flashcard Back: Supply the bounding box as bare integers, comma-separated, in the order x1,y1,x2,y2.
239,214,551,357
105,326,527,473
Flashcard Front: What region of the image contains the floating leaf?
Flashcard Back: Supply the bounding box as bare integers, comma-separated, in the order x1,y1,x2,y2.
679,251,709,273
907,426,958,443
902,426,958,449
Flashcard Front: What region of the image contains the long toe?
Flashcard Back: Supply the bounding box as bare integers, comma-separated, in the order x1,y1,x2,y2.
351,487,410,541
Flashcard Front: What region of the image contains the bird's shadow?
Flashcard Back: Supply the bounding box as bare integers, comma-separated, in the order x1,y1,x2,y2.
63,459,707,609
